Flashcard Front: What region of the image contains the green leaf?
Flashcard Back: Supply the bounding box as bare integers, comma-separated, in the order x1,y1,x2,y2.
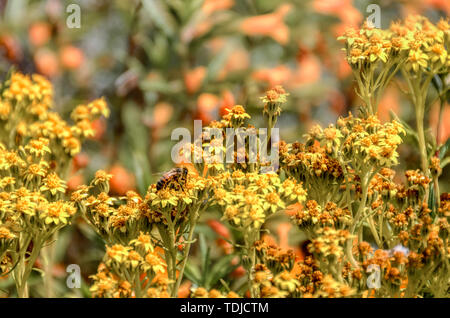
183,262,202,285
142,0,177,37
204,254,237,289
428,184,437,216
390,110,419,144
206,39,237,81
121,102,152,194
32,267,45,277
438,138,450,160
199,233,211,285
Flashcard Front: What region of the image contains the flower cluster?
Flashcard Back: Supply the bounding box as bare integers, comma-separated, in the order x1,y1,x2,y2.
0,72,109,166
190,287,239,298
90,233,168,298
74,163,214,297
212,171,306,230
290,201,352,236
310,114,405,169
338,16,449,117
0,71,109,297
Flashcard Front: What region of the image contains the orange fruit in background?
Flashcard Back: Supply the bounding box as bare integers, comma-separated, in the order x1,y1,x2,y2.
240,3,293,45
34,48,59,77
378,85,400,123
72,153,90,172
217,238,233,254
202,0,234,14
67,174,84,191
178,281,192,298
29,22,51,47
91,118,106,140
252,65,292,87
218,49,249,80
184,66,206,94
277,222,292,249
60,45,84,69
207,219,231,239
153,102,174,128
430,102,450,145
219,90,235,116
109,164,136,195
231,265,246,278
197,93,219,123
0,35,22,61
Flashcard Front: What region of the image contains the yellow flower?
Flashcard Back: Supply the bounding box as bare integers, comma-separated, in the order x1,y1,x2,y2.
428,43,447,64
62,136,81,156
263,192,285,213
0,226,16,240
337,27,361,45
95,192,116,205
93,203,114,217
93,170,113,186
251,174,277,194
348,48,365,64
0,101,11,120
3,72,34,102
25,138,51,157
106,245,130,264
130,232,154,253
213,188,230,205
290,184,307,203
223,105,250,127
71,105,91,121
88,98,110,118
223,205,241,226
40,201,75,225
144,252,166,274
126,250,143,269
0,176,16,189
273,271,300,293
365,44,388,63
72,119,95,138
40,172,67,195
23,161,48,182
14,196,37,216
148,188,178,208
70,185,90,202
406,49,428,72
246,206,265,229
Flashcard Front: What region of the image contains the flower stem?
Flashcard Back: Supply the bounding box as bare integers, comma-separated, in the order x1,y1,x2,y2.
171,211,199,298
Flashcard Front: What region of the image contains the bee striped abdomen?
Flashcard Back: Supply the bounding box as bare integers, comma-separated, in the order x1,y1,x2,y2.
156,167,188,191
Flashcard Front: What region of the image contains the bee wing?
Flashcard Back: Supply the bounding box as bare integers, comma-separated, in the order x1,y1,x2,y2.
151,171,170,177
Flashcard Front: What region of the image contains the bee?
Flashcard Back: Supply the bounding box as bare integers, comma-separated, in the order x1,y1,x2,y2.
156,167,189,191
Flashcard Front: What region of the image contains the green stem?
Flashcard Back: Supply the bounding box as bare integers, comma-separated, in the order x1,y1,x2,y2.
415,100,429,175
171,212,199,298
16,237,42,298
42,234,56,298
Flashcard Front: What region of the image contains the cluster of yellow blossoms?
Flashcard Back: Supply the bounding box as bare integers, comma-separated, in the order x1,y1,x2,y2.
89,233,167,298
0,72,109,161
0,71,109,297
308,114,406,169
82,89,309,297
213,171,306,230
338,15,449,118
75,165,212,297
84,75,447,298
339,16,449,71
